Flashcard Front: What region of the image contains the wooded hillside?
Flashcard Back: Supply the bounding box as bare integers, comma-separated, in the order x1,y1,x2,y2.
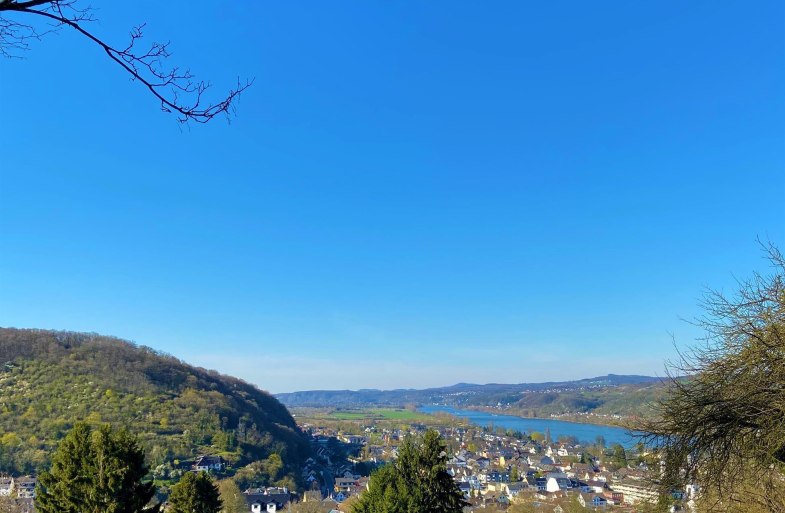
277,374,666,420
0,328,310,485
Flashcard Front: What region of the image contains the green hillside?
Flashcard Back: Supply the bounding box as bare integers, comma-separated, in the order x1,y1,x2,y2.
507,382,666,420
0,328,310,484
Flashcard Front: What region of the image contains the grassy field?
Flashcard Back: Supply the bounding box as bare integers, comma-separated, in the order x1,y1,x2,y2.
290,407,434,422
326,408,430,421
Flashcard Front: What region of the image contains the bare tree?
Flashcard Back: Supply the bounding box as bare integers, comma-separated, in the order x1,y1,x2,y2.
0,0,252,123
639,242,785,512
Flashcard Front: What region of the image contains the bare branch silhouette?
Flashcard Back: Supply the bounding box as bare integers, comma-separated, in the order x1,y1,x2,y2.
0,0,252,123
637,242,785,513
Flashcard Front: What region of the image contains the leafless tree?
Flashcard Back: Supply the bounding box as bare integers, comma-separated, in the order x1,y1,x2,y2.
0,0,252,123
639,242,785,512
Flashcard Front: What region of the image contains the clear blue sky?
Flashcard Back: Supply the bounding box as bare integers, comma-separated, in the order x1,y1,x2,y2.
1,1,783,393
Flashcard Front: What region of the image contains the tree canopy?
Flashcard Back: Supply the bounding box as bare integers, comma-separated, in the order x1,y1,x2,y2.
352,430,467,513
35,422,159,513
0,328,310,480
217,479,248,513
168,472,221,513
640,244,785,512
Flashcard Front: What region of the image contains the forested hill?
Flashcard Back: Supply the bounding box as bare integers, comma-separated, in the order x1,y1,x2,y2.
0,328,311,482
276,374,666,418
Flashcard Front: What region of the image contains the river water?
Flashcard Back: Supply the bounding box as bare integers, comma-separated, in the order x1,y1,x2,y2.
420,405,638,447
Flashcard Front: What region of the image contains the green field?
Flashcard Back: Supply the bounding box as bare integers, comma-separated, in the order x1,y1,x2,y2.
310,408,431,421
329,408,429,421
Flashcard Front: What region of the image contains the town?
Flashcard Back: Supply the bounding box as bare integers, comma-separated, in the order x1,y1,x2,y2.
0,408,693,513
291,410,691,513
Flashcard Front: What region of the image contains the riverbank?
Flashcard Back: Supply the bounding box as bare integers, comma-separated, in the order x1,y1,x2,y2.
419,405,639,447
462,405,636,430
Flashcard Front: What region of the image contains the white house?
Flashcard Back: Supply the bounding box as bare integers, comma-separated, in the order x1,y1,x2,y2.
545,473,572,493
253,503,278,513
248,498,282,513
194,455,225,472
15,476,36,499
578,493,608,509
0,477,12,497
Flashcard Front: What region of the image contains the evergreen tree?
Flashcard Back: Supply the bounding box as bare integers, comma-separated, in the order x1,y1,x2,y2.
351,465,406,513
36,422,158,513
353,430,467,513
169,472,222,513
611,444,627,468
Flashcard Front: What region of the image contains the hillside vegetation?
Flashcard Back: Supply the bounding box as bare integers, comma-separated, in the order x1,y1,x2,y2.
276,375,666,421
0,328,310,483
499,382,666,421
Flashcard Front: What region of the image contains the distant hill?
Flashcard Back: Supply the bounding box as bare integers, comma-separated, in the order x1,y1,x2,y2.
275,374,666,418
0,328,311,482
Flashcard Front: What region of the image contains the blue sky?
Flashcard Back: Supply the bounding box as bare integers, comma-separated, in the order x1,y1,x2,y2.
1,1,783,393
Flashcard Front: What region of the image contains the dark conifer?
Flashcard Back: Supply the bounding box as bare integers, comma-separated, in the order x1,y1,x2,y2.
353,430,467,513
168,472,222,513
36,422,158,513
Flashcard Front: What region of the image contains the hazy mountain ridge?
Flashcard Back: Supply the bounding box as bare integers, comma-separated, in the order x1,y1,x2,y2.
0,328,311,478
276,374,666,418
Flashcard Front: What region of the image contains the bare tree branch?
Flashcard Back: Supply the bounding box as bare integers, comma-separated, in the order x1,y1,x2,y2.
0,0,252,123
637,241,785,513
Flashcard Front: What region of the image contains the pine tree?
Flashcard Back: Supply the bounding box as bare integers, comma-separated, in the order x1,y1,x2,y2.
168,472,222,513
611,444,627,469
36,422,159,513
353,430,467,513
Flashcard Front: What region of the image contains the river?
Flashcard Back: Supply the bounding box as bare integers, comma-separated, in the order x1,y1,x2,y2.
419,405,638,447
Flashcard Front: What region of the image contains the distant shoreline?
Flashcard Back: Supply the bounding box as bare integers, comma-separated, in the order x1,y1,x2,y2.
424,404,634,431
